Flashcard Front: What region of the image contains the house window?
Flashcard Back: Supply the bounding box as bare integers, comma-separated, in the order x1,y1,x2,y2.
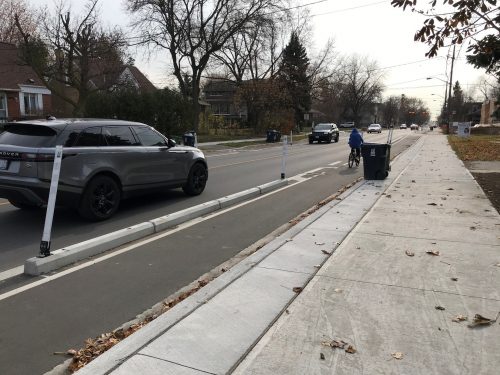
0,93,7,121
23,93,41,116
214,103,230,115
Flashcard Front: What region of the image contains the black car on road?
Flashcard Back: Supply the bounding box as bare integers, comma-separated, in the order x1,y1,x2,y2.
308,123,339,144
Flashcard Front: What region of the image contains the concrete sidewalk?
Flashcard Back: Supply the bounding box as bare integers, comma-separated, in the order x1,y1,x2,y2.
78,133,500,374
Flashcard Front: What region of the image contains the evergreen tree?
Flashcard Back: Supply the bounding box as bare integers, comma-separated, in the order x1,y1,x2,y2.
450,81,466,122
278,32,312,129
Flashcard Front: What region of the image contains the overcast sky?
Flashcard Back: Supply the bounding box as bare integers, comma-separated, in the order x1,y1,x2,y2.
34,0,490,120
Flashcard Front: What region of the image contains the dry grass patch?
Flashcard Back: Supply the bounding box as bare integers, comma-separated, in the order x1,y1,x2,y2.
448,135,500,161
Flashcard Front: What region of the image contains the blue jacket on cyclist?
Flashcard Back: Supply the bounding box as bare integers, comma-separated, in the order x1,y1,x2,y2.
348,128,363,148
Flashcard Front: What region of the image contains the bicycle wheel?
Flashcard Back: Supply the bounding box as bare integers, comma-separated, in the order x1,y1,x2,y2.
348,152,354,168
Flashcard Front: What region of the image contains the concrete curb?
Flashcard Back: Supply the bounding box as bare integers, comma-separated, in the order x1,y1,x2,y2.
75,177,368,375
24,179,288,276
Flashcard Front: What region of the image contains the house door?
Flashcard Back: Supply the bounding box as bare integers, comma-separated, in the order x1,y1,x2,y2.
0,93,7,122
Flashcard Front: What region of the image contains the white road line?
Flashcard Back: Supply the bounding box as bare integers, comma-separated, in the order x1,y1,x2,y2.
328,161,341,166
0,165,331,301
0,266,24,282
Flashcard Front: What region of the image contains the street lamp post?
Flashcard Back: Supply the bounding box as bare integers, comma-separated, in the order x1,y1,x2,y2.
427,45,456,133
427,77,448,118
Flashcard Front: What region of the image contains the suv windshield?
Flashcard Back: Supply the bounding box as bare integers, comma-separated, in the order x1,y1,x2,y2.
0,124,57,147
314,124,332,131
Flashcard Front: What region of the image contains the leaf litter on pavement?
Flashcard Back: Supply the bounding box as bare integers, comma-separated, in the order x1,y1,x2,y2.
65,279,210,372
321,339,357,354
468,312,500,328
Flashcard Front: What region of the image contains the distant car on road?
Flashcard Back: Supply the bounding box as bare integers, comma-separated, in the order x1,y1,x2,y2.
410,124,419,130
308,123,339,144
0,118,208,221
400,124,407,129
339,121,355,129
367,124,382,133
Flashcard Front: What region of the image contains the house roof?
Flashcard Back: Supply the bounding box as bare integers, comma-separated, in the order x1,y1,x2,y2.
0,42,46,91
124,65,157,93
203,79,237,93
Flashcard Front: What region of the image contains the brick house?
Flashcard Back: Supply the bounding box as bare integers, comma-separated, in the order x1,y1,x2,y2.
202,79,247,122
0,42,51,122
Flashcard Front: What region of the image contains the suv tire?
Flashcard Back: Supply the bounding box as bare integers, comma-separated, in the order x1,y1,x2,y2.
182,163,208,196
78,175,121,221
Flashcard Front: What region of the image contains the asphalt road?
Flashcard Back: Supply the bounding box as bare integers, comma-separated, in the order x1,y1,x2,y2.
0,130,420,374
1,130,407,273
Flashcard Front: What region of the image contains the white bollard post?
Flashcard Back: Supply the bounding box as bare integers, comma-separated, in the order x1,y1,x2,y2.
281,135,288,179
39,145,63,257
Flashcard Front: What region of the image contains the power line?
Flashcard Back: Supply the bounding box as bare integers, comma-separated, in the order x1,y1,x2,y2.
310,0,388,17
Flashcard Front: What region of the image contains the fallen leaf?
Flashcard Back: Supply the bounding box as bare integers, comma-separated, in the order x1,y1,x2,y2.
334,288,343,293
427,203,438,206
285,309,290,314
323,339,348,349
411,180,416,183
313,264,321,268
451,277,458,281
320,352,325,360
392,352,404,360
470,226,477,231
447,188,454,190
405,250,415,257
321,250,332,255
386,194,392,198
293,287,303,293
468,312,500,328
345,345,357,354
315,242,325,246
435,306,445,311
426,250,440,256
452,314,468,322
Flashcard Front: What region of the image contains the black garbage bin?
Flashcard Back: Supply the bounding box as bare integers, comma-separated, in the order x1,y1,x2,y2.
183,131,196,147
266,129,281,143
361,143,391,180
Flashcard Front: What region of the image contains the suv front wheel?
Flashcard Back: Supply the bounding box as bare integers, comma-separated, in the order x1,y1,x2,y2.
78,175,121,221
183,163,208,196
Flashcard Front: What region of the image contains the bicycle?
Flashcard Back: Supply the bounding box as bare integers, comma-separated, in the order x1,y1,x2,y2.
348,148,360,168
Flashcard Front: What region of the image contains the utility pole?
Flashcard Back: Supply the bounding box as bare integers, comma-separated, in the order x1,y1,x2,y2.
446,45,456,133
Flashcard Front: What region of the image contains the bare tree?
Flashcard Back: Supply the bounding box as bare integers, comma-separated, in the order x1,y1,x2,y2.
0,0,37,44
16,0,128,115
126,0,286,131
338,56,384,126
399,95,430,125
381,96,400,127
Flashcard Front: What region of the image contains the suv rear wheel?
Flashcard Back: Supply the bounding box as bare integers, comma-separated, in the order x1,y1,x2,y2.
78,175,121,221
182,163,208,196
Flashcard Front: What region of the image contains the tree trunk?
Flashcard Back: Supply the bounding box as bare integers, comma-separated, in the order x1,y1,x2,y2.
191,83,200,132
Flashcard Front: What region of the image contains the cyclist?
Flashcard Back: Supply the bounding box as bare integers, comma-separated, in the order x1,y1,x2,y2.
348,128,363,161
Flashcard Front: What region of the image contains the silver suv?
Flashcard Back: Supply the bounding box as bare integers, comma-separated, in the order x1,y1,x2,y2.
0,119,208,220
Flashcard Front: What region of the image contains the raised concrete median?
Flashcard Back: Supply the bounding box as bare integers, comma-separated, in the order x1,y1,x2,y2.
24,179,288,276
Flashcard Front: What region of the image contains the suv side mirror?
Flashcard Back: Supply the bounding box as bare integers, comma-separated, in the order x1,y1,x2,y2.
168,138,177,147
